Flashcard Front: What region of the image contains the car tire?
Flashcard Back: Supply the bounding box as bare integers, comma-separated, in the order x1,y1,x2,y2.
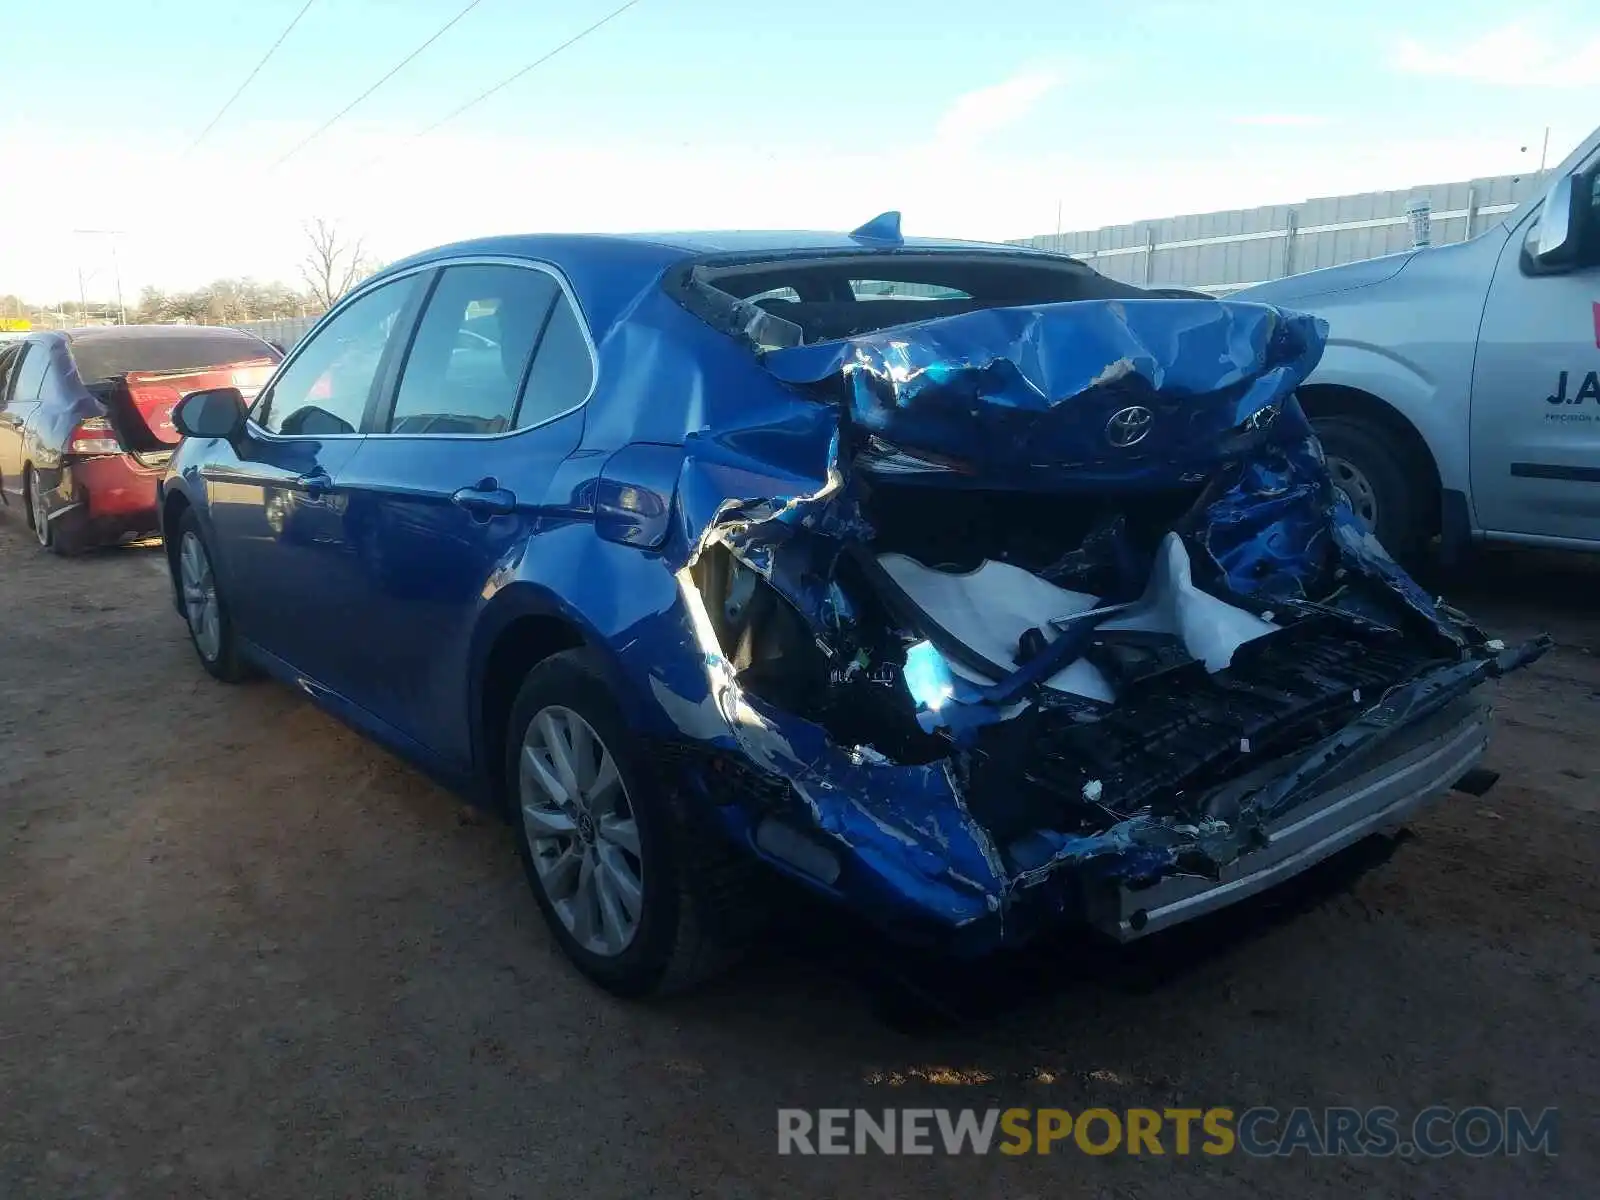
23,467,57,554
505,648,762,997
175,509,249,683
1311,416,1429,562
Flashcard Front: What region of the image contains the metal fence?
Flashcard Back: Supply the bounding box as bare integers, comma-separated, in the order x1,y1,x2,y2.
1009,171,1545,294
236,314,318,348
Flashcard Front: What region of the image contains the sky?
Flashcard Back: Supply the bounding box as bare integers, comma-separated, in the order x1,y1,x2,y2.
2,0,1598,303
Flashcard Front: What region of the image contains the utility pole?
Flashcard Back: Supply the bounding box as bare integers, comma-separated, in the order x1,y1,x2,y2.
1539,126,1551,174
72,229,129,323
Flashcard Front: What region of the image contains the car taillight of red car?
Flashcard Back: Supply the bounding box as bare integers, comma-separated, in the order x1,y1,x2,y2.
68,417,123,456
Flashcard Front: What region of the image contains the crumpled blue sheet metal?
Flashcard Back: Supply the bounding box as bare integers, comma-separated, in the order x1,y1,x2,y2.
745,297,1468,662
642,294,1498,947
763,298,1326,489
1189,398,1462,642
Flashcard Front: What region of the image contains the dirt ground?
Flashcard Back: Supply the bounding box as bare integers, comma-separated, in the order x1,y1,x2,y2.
0,510,1595,1200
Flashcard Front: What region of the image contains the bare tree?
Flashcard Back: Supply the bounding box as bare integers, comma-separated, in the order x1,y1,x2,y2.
300,218,371,309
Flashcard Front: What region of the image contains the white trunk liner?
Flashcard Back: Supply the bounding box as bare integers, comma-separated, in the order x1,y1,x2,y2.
880,532,1277,704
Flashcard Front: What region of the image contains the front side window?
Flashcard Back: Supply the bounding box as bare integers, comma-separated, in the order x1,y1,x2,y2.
259,277,417,436
387,264,559,434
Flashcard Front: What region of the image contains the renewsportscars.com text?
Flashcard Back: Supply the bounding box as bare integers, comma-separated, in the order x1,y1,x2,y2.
777,1106,1559,1157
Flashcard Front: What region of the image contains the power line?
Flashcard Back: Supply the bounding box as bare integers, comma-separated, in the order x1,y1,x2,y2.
186,0,319,154
272,0,489,169
414,0,644,140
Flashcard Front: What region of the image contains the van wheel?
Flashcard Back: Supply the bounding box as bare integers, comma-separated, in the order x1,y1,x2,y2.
1312,417,1428,562
505,648,762,997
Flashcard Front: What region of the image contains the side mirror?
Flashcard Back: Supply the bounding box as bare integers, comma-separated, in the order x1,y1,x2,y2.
172,387,247,440
1526,169,1596,272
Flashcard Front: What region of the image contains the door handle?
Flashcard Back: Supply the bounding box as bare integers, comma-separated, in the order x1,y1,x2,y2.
294,469,333,498
450,483,518,517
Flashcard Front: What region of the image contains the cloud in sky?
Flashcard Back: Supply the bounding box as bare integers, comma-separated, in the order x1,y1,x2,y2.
933,69,1061,147
1393,22,1600,87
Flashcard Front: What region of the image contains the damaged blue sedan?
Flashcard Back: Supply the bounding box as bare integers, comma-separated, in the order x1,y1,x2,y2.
156,216,1548,996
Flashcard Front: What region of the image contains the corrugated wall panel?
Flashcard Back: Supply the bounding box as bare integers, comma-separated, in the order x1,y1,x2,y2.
1017,171,1541,291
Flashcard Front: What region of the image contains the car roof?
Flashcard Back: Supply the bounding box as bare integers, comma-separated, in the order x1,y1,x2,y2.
375,228,1066,342
392,229,1048,271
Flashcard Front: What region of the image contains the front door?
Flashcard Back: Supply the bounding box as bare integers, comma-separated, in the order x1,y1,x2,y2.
205,273,425,692
334,260,595,767
1470,145,1600,543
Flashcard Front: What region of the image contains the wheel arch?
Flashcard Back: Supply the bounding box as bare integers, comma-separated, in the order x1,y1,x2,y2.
1297,382,1444,538
161,487,193,612
469,583,648,815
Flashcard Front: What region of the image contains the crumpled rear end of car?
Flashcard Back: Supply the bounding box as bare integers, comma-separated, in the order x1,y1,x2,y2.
631,295,1549,951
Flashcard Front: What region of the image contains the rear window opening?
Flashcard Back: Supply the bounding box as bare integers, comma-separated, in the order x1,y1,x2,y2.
66,328,279,385
676,250,1155,348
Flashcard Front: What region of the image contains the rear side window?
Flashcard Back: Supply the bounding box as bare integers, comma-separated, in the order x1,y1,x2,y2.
0,345,18,407
387,264,560,435
10,344,47,406
516,292,593,428
259,277,418,436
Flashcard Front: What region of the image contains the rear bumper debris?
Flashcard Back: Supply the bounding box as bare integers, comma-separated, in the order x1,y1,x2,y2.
1078,694,1489,940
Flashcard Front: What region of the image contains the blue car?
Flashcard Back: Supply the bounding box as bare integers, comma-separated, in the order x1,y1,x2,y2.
158,216,1546,996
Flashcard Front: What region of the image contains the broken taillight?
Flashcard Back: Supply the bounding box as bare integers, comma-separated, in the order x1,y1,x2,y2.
68,417,122,456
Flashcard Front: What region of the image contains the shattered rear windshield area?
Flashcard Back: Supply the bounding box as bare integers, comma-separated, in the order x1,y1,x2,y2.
679,250,1151,347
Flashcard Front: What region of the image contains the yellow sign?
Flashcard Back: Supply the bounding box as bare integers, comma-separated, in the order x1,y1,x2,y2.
0,318,31,332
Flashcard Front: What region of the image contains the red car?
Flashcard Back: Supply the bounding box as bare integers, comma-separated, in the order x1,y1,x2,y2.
0,326,281,553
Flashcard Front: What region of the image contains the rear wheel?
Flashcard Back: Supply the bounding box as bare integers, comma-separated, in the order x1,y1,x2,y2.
1311,416,1429,562
176,510,248,682
23,467,54,552
505,648,761,996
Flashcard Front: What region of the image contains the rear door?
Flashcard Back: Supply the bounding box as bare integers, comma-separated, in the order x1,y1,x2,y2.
1469,143,1600,543
334,259,595,766
0,340,47,491
202,274,426,689
0,343,23,498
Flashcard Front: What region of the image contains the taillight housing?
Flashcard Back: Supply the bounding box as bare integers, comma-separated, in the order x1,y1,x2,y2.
68,417,122,456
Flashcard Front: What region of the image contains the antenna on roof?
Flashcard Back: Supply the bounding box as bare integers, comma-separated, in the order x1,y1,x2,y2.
848,211,903,247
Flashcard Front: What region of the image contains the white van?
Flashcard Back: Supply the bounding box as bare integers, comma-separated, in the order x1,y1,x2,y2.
1239,125,1600,561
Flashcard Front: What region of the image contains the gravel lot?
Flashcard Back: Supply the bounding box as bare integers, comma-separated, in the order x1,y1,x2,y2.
1,511,1595,1198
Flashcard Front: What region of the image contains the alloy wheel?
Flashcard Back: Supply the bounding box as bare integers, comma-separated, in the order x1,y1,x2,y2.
519,705,645,957
179,530,222,662
28,475,49,547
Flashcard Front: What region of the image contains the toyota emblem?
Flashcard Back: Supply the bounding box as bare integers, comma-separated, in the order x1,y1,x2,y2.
1105,405,1153,448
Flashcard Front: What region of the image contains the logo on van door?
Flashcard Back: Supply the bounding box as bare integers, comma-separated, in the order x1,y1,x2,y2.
1546,370,1600,405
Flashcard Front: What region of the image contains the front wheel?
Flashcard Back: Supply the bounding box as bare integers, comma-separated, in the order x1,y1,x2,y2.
1312,416,1430,562
175,510,249,682
505,648,761,996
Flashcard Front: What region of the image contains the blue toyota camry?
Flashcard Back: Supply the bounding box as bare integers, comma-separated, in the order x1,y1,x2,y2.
159,216,1543,996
